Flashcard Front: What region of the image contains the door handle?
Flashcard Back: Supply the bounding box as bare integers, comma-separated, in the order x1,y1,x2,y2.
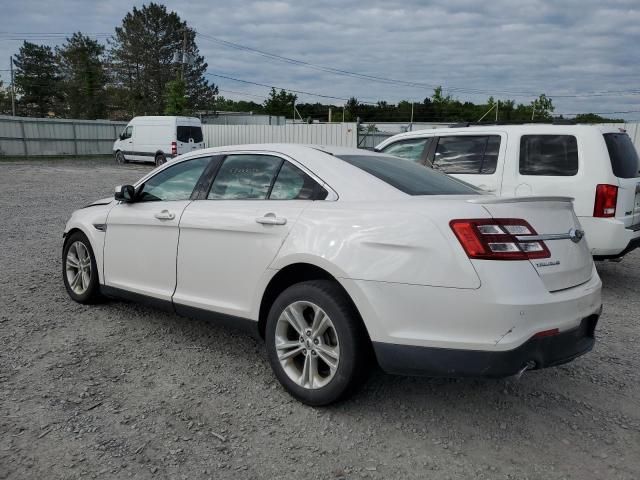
154,210,175,220
256,213,287,225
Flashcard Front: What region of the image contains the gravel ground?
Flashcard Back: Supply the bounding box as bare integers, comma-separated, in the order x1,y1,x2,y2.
1,157,639,480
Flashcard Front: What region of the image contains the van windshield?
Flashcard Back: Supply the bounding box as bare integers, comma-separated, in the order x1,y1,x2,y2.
603,133,640,179
177,126,203,143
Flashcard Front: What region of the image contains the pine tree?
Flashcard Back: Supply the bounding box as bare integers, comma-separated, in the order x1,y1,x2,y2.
57,33,107,119
109,2,217,116
13,42,62,117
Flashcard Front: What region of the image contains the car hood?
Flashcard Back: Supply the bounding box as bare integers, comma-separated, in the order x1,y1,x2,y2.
82,197,114,209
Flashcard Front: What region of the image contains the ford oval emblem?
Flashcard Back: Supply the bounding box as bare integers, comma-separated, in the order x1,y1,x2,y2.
569,228,584,243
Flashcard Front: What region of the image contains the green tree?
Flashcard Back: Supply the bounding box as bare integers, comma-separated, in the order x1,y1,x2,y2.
531,93,554,120
164,79,187,114
109,2,217,116
13,41,62,117
56,33,107,119
263,88,297,117
0,81,12,115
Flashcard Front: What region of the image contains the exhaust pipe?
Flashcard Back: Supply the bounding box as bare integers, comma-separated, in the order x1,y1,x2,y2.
514,361,536,380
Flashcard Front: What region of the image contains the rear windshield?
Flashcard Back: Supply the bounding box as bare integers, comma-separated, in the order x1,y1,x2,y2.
603,133,640,179
177,126,203,143
336,154,480,196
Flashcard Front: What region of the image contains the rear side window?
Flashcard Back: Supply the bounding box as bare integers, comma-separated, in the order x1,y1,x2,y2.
177,126,203,143
337,154,480,196
269,162,325,200
603,133,640,178
432,135,500,174
519,135,578,176
380,138,429,163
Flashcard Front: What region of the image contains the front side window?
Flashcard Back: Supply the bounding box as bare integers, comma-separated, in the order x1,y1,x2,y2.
337,154,480,196
121,126,133,140
270,161,324,200
380,138,429,163
177,126,204,143
208,154,282,200
138,157,211,202
519,135,578,176
432,135,500,174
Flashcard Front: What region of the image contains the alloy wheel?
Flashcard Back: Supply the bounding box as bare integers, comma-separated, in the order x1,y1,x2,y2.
274,301,340,389
65,241,92,295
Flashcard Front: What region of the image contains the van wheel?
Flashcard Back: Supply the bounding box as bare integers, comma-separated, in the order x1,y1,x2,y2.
115,151,127,164
265,280,371,406
155,153,167,166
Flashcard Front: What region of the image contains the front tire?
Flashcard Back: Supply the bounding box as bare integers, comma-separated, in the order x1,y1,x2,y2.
62,231,102,304
265,280,370,406
115,150,127,164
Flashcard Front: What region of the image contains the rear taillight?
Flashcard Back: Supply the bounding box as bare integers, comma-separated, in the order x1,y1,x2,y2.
171,141,177,156
450,219,551,260
593,184,617,218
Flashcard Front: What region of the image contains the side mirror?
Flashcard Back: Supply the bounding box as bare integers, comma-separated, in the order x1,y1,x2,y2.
114,185,136,202
118,134,124,140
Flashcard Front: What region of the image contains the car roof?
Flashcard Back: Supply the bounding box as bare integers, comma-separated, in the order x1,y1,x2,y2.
378,123,625,144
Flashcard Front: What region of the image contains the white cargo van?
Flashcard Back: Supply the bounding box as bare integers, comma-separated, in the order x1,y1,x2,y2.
113,116,205,166
376,124,640,259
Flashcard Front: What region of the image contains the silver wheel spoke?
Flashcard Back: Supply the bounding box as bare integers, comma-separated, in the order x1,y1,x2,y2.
311,310,330,337
71,271,81,290
277,342,304,361
316,345,339,370
283,306,306,336
66,254,79,269
81,270,90,291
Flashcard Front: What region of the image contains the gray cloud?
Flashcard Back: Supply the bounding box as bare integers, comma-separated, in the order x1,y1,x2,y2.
1,0,639,119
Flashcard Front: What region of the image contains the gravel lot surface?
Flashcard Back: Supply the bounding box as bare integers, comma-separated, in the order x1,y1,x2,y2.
1,157,639,480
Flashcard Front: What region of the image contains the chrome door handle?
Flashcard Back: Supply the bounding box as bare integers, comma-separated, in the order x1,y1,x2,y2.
154,210,175,220
256,213,287,225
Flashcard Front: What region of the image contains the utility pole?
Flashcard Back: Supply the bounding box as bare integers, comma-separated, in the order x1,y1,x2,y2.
410,102,414,131
342,105,345,123
495,100,499,122
181,30,187,80
328,107,332,123
9,56,16,116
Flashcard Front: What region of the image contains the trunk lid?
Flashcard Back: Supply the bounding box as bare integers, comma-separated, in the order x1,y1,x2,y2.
469,196,593,292
603,132,640,227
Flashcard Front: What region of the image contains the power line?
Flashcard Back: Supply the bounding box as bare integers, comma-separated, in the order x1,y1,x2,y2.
195,31,640,99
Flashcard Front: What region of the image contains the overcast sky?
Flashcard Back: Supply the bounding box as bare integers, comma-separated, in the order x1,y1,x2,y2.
1,0,639,120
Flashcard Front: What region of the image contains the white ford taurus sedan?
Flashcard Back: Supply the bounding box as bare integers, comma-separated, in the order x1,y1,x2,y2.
62,144,602,405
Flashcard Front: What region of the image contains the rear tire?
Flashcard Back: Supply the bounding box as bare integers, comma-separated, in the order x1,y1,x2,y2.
265,280,370,406
62,231,103,304
155,153,167,167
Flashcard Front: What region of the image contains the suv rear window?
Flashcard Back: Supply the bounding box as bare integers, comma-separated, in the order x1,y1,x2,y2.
433,135,500,174
177,126,203,143
603,133,640,179
519,135,578,176
337,154,480,196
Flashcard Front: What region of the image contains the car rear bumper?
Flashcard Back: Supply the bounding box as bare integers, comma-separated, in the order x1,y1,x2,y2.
580,217,640,257
373,314,599,377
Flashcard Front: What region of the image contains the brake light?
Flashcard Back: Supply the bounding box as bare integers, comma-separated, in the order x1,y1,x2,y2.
171,141,177,156
593,184,617,218
450,219,551,260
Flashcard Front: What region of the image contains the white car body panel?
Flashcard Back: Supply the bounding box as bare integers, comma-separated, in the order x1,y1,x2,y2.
376,125,640,257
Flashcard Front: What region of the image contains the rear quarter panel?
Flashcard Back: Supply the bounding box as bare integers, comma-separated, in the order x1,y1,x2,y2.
271,199,489,289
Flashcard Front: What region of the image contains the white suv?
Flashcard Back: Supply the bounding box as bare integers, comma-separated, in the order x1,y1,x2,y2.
376,124,640,259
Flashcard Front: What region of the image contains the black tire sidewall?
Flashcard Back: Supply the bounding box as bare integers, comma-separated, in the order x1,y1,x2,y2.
115,151,124,164
265,281,365,406
155,154,166,166
62,231,100,304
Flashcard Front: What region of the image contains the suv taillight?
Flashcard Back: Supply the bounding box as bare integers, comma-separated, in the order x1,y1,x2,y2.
171,141,177,156
450,219,551,260
593,184,617,218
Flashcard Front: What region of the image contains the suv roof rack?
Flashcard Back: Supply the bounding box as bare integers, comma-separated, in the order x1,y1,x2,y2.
447,119,577,128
